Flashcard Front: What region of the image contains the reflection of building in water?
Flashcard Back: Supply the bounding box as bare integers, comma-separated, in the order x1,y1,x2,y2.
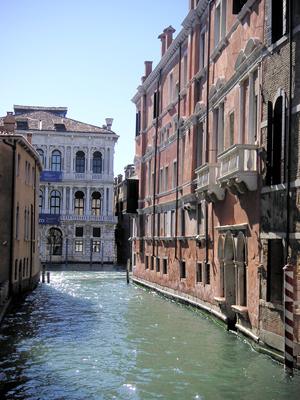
11,105,118,264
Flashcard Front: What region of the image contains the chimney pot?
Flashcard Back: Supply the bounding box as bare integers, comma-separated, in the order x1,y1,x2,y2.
105,118,113,130
158,32,167,57
144,61,153,78
164,26,176,50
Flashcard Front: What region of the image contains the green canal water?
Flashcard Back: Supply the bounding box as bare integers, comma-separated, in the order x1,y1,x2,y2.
0,271,299,399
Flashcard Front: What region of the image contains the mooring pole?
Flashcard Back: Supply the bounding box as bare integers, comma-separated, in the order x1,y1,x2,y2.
47,271,50,284
283,262,294,374
126,258,130,284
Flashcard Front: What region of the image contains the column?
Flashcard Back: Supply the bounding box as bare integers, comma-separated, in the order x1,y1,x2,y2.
87,147,91,175
86,186,90,215
70,186,74,214
45,185,49,213
107,148,110,175
103,186,107,216
110,148,114,177
62,186,67,214
70,147,74,173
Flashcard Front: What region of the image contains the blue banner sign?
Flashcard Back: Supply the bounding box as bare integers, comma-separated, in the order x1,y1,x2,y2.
40,170,62,182
39,214,60,225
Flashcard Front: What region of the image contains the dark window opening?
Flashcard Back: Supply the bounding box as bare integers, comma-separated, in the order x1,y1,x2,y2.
271,0,289,44
135,110,141,136
180,260,186,279
163,259,168,274
54,123,66,131
156,257,160,272
51,150,62,171
205,262,210,285
93,240,100,252
232,0,247,15
267,239,284,303
74,191,84,215
75,226,83,237
16,120,28,130
145,255,149,269
196,262,202,283
93,227,101,237
75,151,85,173
93,152,102,174
153,90,160,119
150,256,155,270
50,190,61,214
266,97,286,185
91,192,101,216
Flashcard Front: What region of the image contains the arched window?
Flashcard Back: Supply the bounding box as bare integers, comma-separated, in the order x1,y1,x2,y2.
50,190,61,214
76,151,85,173
47,227,63,255
36,148,44,166
39,190,44,213
51,150,61,171
93,152,102,174
91,192,101,216
74,191,84,215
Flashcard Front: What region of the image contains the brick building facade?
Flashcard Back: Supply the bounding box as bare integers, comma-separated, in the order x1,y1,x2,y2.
131,0,300,365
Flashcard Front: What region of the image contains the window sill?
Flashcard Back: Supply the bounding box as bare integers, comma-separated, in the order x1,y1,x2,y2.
267,35,288,54
210,37,228,62
231,304,248,316
214,296,226,304
259,299,283,312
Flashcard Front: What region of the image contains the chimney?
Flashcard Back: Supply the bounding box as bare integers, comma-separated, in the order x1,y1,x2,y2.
189,0,196,10
105,118,113,130
144,61,153,78
158,32,167,57
164,26,176,50
2,112,16,132
27,133,32,144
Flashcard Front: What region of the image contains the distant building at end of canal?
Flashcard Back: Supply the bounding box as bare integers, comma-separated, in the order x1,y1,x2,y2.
114,164,138,266
1,105,119,265
0,113,42,308
130,0,300,367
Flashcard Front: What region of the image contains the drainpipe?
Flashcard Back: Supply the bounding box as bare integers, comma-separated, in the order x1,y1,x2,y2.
175,43,182,260
3,138,16,296
205,1,212,272
152,69,162,257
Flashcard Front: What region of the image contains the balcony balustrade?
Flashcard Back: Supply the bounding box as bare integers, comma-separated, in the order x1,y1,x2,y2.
195,163,225,202
217,144,258,194
60,214,117,223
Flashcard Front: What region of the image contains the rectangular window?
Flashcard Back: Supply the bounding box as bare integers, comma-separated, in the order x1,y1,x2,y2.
93,227,101,237
181,209,185,236
163,258,168,274
93,240,100,253
182,54,188,86
145,255,149,270
267,239,283,303
159,168,163,193
75,226,83,237
135,110,141,136
173,160,177,188
153,90,159,119
75,240,83,253
169,72,174,103
214,0,226,47
232,0,247,15
156,257,160,272
150,256,155,270
195,122,203,168
196,262,202,283
199,30,206,70
165,166,169,192
229,111,234,147
171,210,175,237
205,262,210,285
197,202,205,235
180,260,186,279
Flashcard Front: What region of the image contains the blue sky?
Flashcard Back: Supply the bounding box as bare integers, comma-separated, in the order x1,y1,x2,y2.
0,0,187,175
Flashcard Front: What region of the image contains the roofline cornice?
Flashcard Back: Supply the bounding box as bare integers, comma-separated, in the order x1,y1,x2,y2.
131,0,209,104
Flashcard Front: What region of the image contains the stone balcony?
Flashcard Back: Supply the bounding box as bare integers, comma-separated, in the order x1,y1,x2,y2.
217,144,258,195
195,163,225,202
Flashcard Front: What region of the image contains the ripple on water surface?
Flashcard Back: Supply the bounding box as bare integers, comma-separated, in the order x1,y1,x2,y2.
0,271,300,400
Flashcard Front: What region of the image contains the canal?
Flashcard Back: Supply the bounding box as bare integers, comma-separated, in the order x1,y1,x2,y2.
0,271,300,400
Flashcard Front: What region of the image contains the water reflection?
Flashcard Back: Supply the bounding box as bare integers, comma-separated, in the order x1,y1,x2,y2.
0,272,299,400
